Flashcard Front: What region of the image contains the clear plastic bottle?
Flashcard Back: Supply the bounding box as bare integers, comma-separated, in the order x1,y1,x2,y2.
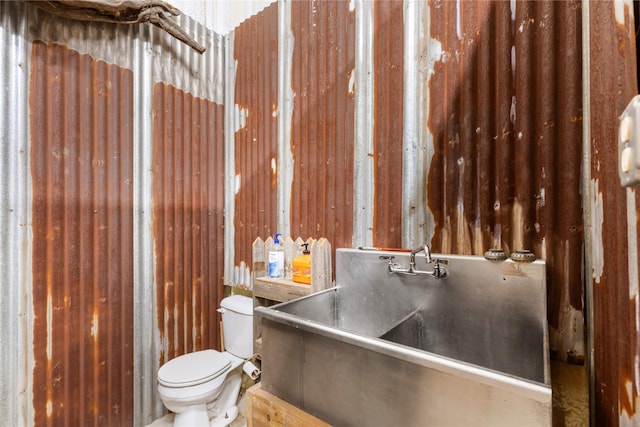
268,233,285,279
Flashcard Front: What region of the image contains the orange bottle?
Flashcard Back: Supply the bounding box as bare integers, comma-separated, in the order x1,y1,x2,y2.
292,243,312,284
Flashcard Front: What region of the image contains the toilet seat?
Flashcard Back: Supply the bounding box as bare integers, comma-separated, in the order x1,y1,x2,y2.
158,350,231,388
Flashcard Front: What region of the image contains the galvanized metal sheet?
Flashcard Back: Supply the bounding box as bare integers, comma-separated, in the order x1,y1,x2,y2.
0,2,32,425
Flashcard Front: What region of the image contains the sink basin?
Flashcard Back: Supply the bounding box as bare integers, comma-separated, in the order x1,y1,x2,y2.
256,248,551,426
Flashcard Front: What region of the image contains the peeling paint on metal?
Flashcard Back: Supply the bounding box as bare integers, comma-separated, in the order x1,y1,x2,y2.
348,68,356,96
234,174,242,195
628,188,639,298
44,293,51,364
90,313,99,338
622,380,636,422
614,0,630,25
235,105,248,131
591,179,604,284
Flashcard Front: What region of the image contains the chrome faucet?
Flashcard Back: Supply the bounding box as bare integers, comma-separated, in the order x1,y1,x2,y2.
389,244,448,279
410,244,432,268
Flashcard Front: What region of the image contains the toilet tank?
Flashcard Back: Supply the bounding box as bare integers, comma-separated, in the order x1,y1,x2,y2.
220,295,254,359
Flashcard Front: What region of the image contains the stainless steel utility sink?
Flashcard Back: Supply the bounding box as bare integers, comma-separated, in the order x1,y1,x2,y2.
256,248,551,426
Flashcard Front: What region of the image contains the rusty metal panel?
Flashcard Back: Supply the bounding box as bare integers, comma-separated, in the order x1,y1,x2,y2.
152,83,225,364
30,41,134,425
232,2,279,279
289,0,356,249
426,0,584,364
373,0,404,248
588,1,639,424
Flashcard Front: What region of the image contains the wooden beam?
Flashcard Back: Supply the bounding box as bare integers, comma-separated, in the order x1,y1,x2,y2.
247,383,332,427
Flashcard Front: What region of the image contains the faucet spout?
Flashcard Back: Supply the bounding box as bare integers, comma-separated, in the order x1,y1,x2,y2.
424,244,433,264
410,244,432,269
389,244,447,279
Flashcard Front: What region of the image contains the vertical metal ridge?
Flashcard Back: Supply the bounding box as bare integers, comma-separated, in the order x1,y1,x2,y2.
581,0,595,422
353,0,374,247
0,2,32,425
404,0,427,248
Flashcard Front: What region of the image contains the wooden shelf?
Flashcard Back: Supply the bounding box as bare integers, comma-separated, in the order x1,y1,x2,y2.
254,276,313,302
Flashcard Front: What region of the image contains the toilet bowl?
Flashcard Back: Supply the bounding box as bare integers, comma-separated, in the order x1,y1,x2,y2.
157,295,254,427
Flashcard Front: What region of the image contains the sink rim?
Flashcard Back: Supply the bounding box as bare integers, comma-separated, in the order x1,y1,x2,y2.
256,291,551,402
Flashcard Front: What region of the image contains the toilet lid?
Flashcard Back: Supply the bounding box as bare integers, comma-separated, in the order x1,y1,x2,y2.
158,350,232,387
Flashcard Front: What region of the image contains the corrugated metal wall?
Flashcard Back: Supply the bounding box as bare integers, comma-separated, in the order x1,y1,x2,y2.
6,0,640,423
231,0,357,280
0,1,226,425
30,41,135,425
427,0,584,363
152,83,225,364
229,0,590,420
231,0,585,367
232,2,279,278
588,1,640,424
288,0,356,248
373,1,404,249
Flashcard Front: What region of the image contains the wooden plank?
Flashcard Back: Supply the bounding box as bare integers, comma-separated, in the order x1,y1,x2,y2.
247,383,332,427
310,238,332,292
252,237,267,282
254,276,313,302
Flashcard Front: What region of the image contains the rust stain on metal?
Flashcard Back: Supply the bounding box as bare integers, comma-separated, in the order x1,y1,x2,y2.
233,3,279,267
30,41,134,425
427,0,584,365
152,83,225,364
289,0,356,250
589,1,640,423
373,0,404,248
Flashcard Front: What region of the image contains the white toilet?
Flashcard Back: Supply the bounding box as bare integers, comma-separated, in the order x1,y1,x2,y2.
157,295,256,427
